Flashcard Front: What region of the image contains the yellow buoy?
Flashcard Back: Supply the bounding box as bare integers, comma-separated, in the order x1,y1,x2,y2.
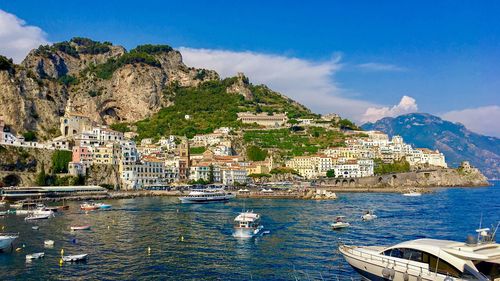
60,248,64,256
180,235,184,242
59,258,63,266
107,225,110,230
147,246,151,255
15,247,22,252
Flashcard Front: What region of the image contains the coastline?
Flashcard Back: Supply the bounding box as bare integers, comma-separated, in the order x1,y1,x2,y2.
25,183,492,203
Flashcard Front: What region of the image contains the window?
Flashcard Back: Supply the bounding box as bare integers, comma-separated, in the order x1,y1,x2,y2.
422,252,461,278
473,261,499,280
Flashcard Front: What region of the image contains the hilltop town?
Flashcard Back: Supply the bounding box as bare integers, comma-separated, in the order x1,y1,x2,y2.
1,99,484,191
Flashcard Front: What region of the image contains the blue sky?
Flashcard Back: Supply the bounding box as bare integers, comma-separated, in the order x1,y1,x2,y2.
0,1,499,136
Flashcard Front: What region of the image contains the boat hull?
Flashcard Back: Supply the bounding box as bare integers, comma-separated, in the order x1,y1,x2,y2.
0,236,17,252
233,226,263,238
339,245,466,281
179,195,234,204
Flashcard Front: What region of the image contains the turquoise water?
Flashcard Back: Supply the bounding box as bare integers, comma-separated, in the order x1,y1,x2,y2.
0,182,498,280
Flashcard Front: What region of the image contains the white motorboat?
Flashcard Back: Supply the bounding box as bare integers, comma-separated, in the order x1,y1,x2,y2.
62,254,88,262
26,252,44,260
362,210,377,221
339,226,500,281
179,188,235,204
233,211,264,238
44,240,54,247
25,213,50,221
331,216,350,230
403,189,422,196
0,233,18,252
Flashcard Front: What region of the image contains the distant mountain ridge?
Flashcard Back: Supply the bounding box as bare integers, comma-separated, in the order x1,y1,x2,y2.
361,113,500,179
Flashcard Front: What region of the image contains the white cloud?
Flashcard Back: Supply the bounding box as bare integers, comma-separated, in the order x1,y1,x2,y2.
357,62,407,72
361,95,418,123
179,47,379,121
441,105,500,138
0,9,49,63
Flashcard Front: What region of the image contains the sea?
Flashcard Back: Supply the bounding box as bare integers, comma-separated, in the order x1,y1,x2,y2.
1,181,498,280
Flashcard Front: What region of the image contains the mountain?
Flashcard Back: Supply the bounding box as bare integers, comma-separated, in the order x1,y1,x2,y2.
0,38,314,140
362,113,500,179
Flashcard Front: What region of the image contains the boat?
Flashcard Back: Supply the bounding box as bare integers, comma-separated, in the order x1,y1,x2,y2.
32,226,39,230
362,210,377,221
95,203,112,209
403,189,422,196
233,211,264,238
178,188,235,204
70,225,91,231
44,240,54,247
339,226,500,281
62,254,88,262
25,252,44,260
0,233,18,252
24,213,50,221
80,202,99,211
0,211,6,216
331,216,350,230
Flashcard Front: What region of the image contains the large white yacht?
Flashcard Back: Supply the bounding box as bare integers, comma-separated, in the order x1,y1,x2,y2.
339,227,500,281
0,233,18,252
178,188,235,204
233,211,264,238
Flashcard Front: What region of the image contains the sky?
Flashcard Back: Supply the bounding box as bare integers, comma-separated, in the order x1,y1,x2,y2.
0,1,499,137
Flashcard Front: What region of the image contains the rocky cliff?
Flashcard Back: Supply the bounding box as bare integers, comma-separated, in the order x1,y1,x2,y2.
0,38,219,139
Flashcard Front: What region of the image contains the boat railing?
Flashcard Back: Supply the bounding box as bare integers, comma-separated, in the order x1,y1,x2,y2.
340,244,432,273
0,232,19,237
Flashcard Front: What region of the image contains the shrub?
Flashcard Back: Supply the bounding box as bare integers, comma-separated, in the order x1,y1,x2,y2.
130,44,173,54
51,150,72,173
22,131,37,142
0,55,14,71
110,123,130,132
58,75,78,86
246,145,268,161
87,52,161,79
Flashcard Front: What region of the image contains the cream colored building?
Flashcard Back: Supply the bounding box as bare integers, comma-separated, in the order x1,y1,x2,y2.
237,112,288,127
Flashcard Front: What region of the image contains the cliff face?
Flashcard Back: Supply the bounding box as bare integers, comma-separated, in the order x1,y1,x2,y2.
0,38,219,139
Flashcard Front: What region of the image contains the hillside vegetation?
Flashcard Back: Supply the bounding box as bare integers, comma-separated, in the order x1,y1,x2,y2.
134,78,316,139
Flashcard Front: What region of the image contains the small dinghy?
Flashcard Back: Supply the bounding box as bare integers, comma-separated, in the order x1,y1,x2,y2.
331,216,350,230
70,225,91,231
44,240,54,247
95,203,112,209
362,210,377,221
26,252,44,260
62,254,88,262
32,226,39,230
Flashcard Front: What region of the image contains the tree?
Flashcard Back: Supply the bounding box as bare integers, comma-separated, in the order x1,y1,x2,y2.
208,164,214,183
36,162,47,186
326,169,336,178
246,145,268,161
51,150,72,173
22,131,37,142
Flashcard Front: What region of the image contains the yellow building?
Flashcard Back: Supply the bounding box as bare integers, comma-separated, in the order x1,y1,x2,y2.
92,143,120,165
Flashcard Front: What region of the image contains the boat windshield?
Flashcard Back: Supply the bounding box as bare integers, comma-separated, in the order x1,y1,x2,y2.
473,261,500,280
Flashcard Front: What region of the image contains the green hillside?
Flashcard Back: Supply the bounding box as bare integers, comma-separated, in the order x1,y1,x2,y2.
133,78,316,139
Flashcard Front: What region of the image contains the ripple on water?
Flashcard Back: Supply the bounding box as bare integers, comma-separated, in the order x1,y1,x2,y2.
0,183,499,280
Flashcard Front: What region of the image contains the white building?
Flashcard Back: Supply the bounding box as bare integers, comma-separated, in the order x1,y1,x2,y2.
221,167,248,185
